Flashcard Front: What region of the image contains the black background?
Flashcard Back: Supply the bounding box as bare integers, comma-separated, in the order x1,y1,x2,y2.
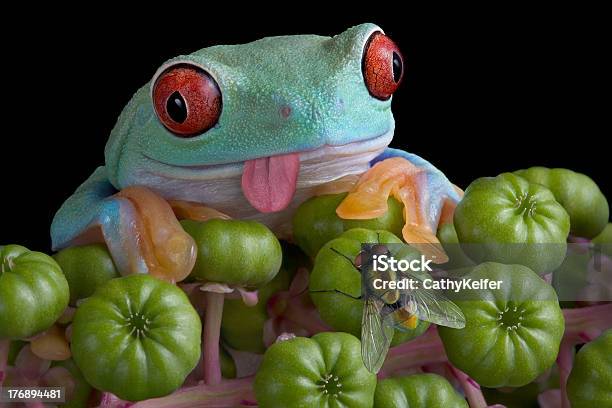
2,7,609,251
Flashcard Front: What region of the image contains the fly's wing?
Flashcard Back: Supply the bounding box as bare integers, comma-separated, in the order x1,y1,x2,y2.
395,271,466,329
361,297,394,373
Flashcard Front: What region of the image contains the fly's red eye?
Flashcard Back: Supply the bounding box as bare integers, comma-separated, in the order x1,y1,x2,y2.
152,64,221,137
362,32,404,100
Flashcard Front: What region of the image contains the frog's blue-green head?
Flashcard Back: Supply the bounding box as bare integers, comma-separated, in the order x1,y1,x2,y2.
106,23,404,212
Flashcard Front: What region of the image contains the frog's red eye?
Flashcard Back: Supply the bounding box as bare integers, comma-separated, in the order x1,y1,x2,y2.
362,32,404,100
152,64,221,137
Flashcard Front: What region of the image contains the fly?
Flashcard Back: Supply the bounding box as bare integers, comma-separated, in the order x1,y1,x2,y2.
313,237,466,374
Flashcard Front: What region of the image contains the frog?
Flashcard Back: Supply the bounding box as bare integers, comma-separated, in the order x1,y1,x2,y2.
51,23,461,283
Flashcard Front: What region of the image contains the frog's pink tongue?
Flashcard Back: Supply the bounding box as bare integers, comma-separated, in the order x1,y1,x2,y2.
241,153,300,213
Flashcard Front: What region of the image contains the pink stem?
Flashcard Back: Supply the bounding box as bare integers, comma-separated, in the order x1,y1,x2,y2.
538,389,562,408
378,327,448,379
556,339,573,408
554,304,612,408
99,392,134,408
567,235,591,244
131,377,255,408
266,288,331,337
448,364,488,408
379,328,491,407
0,339,8,387
562,303,612,342
203,291,224,385
282,304,330,335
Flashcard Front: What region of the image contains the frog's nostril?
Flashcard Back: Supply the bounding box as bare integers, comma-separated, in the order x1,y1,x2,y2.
279,105,292,119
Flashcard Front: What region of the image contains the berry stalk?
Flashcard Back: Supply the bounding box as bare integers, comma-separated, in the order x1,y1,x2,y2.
203,291,225,385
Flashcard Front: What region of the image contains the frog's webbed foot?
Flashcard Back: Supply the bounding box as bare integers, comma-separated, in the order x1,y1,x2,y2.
111,187,197,282
51,168,196,282
336,156,462,263
52,167,237,282
85,187,197,282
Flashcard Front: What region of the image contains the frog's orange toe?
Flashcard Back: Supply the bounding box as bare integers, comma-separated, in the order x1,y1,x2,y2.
335,190,389,219
402,224,448,264
337,157,450,263
336,158,411,219
117,187,197,283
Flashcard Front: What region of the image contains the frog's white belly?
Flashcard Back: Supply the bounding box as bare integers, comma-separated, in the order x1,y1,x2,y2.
128,133,391,238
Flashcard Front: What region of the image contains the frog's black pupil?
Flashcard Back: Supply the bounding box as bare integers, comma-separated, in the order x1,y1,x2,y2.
167,91,187,123
392,52,402,83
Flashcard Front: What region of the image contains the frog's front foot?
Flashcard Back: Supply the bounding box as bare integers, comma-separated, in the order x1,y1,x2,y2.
52,168,204,282
336,151,462,263
111,186,198,282
87,187,197,282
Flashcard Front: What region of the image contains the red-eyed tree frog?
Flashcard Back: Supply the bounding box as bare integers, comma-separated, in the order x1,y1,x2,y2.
51,23,461,283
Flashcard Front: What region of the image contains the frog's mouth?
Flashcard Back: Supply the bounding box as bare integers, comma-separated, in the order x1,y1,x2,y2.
140,129,393,213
